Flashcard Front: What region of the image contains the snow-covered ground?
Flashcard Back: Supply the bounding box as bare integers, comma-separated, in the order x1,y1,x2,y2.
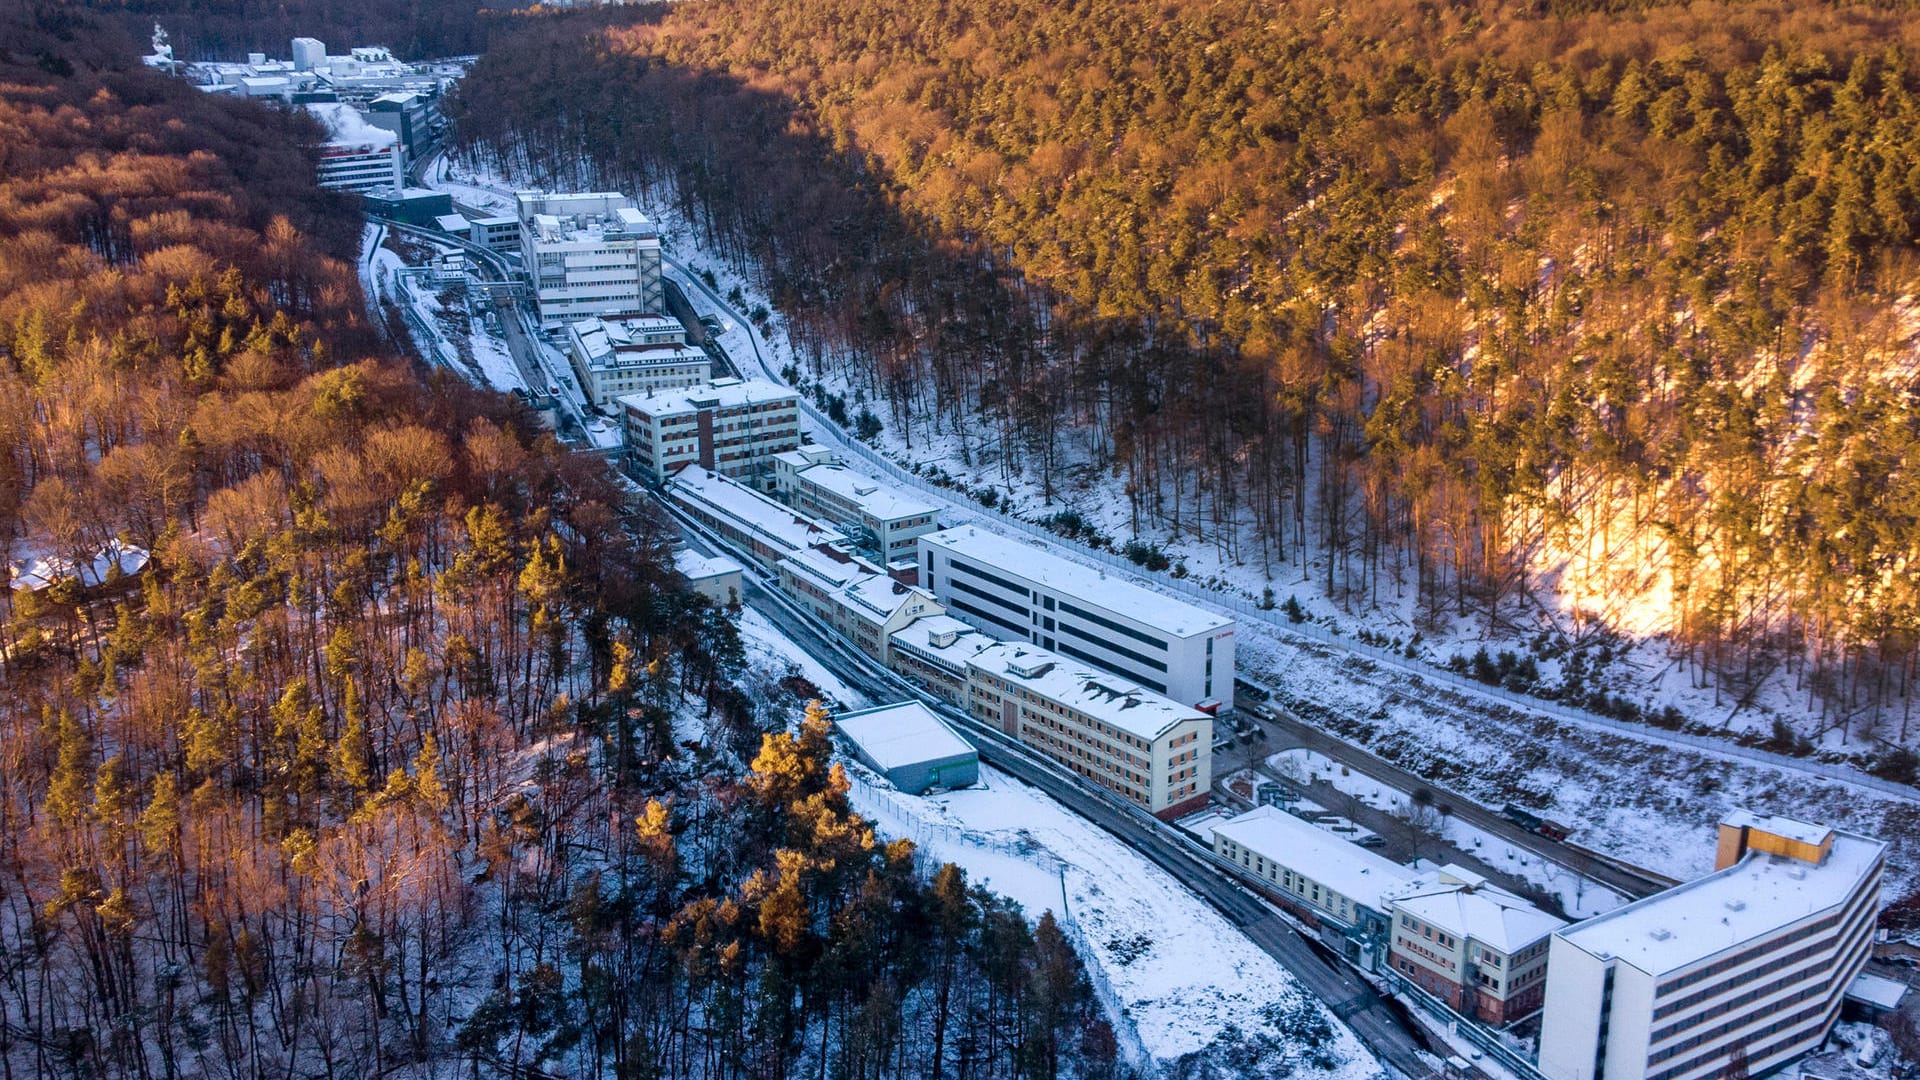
422,154,1920,904
735,605,867,709
847,765,1385,1077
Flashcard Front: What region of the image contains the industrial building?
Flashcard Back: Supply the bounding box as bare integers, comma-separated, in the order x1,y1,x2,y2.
469,216,520,254
621,378,801,488
361,187,452,226
920,526,1235,708
365,91,435,160
774,445,940,563
304,103,403,192
1211,805,1415,962
1537,811,1886,1080
834,703,978,795
665,466,843,569
965,642,1211,818
1384,866,1564,1025
517,191,663,329
566,316,710,410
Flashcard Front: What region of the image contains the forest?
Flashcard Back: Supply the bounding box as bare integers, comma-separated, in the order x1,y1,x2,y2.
0,6,1127,1077
449,0,1920,751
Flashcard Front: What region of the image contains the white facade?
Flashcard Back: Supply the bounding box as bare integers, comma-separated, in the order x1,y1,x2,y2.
305,103,402,192
621,378,801,489
1212,806,1414,934
1384,866,1563,1024
470,216,519,253
920,525,1234,707
665,465,844,569
964,642,1211,817
517,192,663,329
567,316,710,410
291,37,326,72
773,446,940,562
1538,812,1885,1080
675,549,743,607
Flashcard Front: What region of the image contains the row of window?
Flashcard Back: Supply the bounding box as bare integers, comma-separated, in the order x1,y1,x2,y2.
1055,617,1170,673
1650,900,1875,1044
1052,639,1169,693
946,556,1032,601
1057,600,1169,651
1656,861,1880,995
1646,985,1848,1079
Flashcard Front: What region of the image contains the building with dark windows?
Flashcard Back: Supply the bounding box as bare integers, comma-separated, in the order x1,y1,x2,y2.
964,642,1211,818
918,526,1234,709
1537,811,1885,1080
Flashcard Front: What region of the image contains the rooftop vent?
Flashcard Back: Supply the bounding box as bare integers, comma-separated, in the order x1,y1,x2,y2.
929,628,959,648
1724,899,1746,912
1648,928,1673,942
1007,658,1054,679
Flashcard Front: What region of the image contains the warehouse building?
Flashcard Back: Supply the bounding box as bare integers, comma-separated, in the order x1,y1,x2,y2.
517,191,664,329
965,642,1211,818
1538,811,1885,1080
773,446,940,562
1210,805,1415,963
834,702,978,795
920,526,1235,708
621,378,801,488
665,465,844,568
567,316,710,410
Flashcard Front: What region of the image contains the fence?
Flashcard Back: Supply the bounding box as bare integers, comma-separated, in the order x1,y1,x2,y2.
778,387,1917,803
1057,897,1156,1074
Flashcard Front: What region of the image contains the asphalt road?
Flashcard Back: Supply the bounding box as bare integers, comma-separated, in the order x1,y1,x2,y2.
1232,692,1670,901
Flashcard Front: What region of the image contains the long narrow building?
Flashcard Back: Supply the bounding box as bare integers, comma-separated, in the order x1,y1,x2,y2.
1537,811,1885,1080
965,641,1211,818
919,525,1234,708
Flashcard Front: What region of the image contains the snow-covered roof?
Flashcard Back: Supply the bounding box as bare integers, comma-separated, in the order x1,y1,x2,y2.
304,102,397,147
675,549,742,582
841,575,929,625
433,213,471,233
835,702,976,770
889,614,998,671
1211,806,1416,910
1554,823,1885,977
1386,865,1566,954
1721,809,1832,849
667,466,844,556
570,317,703,373
791,461,939,523
922,526,1233,639
620,377,796,417
967,641,1208,741
1848,971,1908,1010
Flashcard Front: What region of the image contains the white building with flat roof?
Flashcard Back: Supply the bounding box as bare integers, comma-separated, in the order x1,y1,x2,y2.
567,316,710,410
920,525,1234,708
517,191,663,329
621,378,801,488
470,215,519,253
773,446,940,562
304,103,402,192
666,465,843,568
964,642,1211,818
1537,811,1885,1080
675,549,743,607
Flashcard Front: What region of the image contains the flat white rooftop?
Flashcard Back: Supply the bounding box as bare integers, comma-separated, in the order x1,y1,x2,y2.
891,614,998,668
1211,805,1416,909
792,461,938,521
969,641,1206,741
923,525,1233,639
1387,865,1566,953
621,377,796,417
1556,826,1885,977
836,702,976,770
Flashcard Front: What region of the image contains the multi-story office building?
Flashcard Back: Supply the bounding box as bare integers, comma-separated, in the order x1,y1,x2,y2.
304,103,403,192
567,316,710,410
1538,812,1885,1080
920,526,1235,708
777,545,941,664
1212,805,1414,962
621,378,802,488
773,445,940,563
470,216,520,254
887,615,997,705
665,465,844,568
517,192,663,329
365,91,436,161
1385,866,1564,1025
964,642,1211,818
